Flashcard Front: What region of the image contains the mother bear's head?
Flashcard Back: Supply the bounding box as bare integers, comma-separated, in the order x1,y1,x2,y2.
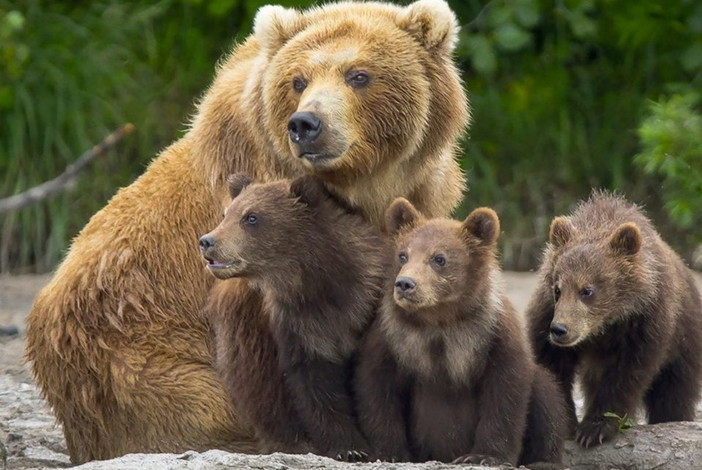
193,0,469,225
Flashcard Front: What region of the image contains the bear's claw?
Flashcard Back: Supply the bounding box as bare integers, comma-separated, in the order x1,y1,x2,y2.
575,416,619,448
451,453,509,467
334,450,368,462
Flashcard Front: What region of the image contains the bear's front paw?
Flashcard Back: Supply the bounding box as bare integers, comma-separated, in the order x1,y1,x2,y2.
333,450,369,462
575,416,619,448
452,454,510,467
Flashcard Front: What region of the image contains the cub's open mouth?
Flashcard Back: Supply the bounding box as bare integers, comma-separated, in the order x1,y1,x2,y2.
206,259,239,269
205,258,245,279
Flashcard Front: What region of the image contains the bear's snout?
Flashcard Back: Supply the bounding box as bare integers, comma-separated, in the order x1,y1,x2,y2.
549,322,571,345
199,235,216,260
394,276,417,295
288,111,322,144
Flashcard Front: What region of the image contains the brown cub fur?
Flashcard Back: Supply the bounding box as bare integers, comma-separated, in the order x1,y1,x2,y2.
202,174,390,460
527,191,702,448
356,198,566,467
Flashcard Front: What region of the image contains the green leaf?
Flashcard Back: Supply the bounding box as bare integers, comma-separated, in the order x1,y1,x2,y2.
569,12,598,39
466,35,497,75
494,23,531,51
514,0,540,28
681,42,702,71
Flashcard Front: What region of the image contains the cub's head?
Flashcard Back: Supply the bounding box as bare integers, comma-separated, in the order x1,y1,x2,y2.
547,217,647,347
199,174,326,280
256,0,468,184
384,198,500,325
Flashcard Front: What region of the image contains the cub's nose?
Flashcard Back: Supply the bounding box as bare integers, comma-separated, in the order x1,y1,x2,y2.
288,111,322,144
199,235,216,252
550,322,569,339
394,276,417,293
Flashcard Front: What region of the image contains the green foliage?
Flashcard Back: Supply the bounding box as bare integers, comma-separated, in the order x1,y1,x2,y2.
0,0,700,272
634,93,702,233
452,0,702,268
0,0,248,272
603,412,635,433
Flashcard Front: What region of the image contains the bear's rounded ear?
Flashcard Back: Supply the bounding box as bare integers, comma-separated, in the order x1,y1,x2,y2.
396,0,459,56
609,222,642,256
290,175,323,207
462,207,500,247
385,198,421,236
549,217,576,248
254,5,307,55
227,173,252,200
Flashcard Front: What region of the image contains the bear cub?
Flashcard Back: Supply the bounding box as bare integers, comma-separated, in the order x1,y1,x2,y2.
527,191,702,448
355,198,567,467
201,174,390,460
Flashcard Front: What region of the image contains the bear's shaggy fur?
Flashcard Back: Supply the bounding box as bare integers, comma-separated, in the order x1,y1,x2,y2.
202,174,389,460
25,0,468,462
527,192,702,448
355,198,566,467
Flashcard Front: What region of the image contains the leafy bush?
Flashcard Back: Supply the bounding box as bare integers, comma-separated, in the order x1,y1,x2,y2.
634,93,702,236
0,0,700,272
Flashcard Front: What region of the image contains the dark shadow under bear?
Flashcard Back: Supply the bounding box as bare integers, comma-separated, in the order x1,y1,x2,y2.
356,198,567,467
527,191,702,448
202,174,391,460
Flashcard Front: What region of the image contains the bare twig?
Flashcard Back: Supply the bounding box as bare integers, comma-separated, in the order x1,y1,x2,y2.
0,123,135,214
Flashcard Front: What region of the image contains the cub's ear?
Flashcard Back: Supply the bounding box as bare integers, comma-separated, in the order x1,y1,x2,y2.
549,217,576,248
227,173,252,200
609,222,642,256
462,207,500,246
290,175,324,207
396,0,459,55
254,5,306,55
385,198,421,236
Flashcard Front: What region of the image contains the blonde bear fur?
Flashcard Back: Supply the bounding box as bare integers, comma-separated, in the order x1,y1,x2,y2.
25,0,469,463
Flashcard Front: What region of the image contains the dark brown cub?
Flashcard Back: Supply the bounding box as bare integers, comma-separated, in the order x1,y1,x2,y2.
202,174,390,460
356,198,567,466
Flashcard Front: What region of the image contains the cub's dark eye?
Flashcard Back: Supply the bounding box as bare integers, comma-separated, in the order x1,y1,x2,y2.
580,287,594,299
432,254,446,267
292,76,307,93
243,213,258,225
346,70,371,89
398,252,408,265
554,286,561,302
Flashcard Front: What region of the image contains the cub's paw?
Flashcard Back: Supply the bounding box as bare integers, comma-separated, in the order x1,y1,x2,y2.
333,450,369,462
575,416,619,448
452,454,510,467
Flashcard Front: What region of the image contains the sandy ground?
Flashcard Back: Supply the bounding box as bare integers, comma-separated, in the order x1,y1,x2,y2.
1,272,701,469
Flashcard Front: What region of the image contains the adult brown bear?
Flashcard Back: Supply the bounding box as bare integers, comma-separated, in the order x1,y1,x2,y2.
25,0,468,463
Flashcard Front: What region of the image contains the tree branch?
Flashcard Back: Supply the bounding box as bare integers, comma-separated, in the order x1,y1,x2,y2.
0,123,135,214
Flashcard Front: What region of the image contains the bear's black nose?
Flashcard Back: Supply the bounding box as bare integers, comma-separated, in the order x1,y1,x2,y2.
288,112,322,144
394,276,417,293
199,235,216,252
550,323,568,338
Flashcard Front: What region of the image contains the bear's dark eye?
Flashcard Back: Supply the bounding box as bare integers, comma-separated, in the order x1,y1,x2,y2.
580,287,594,299
433,254,446,267
346,70,371,89
398,252,408,265
243,213,258,226
554,286,561,302
292,76,307,93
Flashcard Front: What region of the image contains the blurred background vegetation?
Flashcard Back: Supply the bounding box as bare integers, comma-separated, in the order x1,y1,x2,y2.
1,0,700,273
